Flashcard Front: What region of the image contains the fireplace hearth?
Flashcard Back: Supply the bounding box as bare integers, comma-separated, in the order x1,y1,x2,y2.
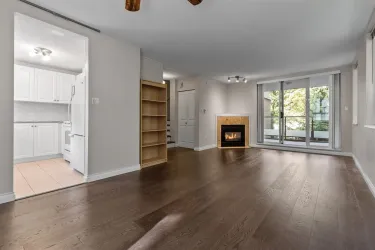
221,125,245,147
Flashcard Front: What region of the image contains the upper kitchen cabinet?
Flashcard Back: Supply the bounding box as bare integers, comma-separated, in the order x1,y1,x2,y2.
14,65,35,101
14,64,75,104
56,73,74,104
34,69,57,103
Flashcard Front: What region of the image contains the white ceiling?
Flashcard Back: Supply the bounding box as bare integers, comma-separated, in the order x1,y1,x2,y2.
27,0,375,80
15,13,87,72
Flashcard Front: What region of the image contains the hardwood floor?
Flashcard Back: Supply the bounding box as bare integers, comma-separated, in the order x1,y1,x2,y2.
1,148,375,250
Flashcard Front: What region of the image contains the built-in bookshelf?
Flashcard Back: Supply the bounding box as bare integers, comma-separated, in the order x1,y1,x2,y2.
140,80,167,168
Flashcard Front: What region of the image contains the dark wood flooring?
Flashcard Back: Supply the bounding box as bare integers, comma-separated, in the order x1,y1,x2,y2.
1,148,375,250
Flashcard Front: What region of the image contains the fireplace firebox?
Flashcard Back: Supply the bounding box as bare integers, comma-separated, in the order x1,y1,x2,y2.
221,125,245,147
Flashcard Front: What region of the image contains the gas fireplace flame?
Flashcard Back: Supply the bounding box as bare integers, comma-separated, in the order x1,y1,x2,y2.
225,133,237,140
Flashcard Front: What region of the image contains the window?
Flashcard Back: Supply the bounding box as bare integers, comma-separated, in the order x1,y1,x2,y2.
365,32,375,128
257,72,341,150
353,63,358,125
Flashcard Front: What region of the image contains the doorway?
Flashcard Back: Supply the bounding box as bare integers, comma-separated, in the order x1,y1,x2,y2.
13,13,89,199
258,73,339,149
178,90,196,149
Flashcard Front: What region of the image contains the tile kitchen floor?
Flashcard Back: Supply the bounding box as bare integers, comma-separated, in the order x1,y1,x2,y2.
14,158,84,199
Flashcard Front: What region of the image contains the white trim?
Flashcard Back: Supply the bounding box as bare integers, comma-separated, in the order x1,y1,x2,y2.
364,125,375,129
352,154,375,198
14,154,64,164
0,192,15,204
194,144,217,151
167,143,176,148
257,70,341,85
250,144,352,156
84,164,140,182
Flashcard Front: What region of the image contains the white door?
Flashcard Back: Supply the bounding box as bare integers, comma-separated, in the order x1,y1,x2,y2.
56,73,74,104
14,123,34,159
34,69,56,103
14,65,35,101
33,123,59,156
178,90,196,149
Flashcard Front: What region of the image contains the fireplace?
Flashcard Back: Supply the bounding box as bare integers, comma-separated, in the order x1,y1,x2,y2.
221,125,245,147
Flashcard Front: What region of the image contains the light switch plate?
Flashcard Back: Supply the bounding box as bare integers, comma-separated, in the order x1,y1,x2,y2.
92,98,100,105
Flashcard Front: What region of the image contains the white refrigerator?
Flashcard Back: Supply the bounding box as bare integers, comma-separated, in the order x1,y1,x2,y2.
69,72,86,174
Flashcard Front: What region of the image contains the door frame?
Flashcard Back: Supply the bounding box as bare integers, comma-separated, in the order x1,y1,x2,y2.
177,89,196,149
12,13,90,200
258,72,336,149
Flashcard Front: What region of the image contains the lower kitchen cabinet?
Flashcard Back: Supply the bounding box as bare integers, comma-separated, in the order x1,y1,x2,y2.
14,123,59,160
33,123,59,157
14,123,34,159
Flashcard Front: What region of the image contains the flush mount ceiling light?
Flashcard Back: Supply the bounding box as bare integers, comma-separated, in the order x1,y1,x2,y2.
228,76,247,83
125,0,203,12
29,47,52,61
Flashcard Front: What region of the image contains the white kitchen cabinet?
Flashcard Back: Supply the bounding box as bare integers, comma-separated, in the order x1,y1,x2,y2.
14,123,35,159
14,65,35,101
33,123,59,157
34,69,57,103
56,73,74,104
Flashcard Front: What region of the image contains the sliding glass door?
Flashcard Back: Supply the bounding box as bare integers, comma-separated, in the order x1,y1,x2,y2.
258,73,338,149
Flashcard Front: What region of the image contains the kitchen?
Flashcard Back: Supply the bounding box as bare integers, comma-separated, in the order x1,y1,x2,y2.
13,13,88,199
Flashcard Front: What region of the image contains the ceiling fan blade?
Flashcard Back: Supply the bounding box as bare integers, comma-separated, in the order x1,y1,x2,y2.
125,0,141,11
188,0,203,6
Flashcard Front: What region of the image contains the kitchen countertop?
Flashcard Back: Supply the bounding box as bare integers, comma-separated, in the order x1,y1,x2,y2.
14,121,65,124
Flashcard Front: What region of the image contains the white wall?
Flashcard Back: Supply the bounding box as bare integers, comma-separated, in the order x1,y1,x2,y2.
197,80,227,148
352,10,375,191
141,57,163,83
0,0,141,198
227,66,353,151
14,102,68,122
226,82,258,145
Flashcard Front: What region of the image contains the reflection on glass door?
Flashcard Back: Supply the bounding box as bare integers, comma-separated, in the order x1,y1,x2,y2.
263,83,281,144
308,75,332,148
282,79,307,146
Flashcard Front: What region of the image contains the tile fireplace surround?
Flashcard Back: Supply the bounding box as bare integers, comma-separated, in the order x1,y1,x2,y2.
216,114,250,148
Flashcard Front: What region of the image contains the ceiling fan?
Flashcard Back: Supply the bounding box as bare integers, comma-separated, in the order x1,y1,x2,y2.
125,0,203,12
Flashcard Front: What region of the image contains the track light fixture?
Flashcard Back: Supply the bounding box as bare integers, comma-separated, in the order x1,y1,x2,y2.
227,76,248,83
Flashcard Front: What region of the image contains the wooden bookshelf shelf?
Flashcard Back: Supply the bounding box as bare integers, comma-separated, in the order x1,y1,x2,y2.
142,129,167,133
140,80,167,169
142,99,167,103
142,115,167,117
142,142,167,148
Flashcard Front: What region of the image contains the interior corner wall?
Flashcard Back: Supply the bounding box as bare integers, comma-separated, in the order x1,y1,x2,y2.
352,10,375,189
0,0,141,198
197,80,228,148
141,57,163,83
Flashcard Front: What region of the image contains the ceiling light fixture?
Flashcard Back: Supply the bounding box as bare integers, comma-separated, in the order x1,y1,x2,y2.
29,47,53,61
227,76,248,83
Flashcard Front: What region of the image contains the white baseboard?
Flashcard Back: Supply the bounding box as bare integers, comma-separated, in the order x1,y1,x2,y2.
14,154,64,164
0,192,15,204
250,144,352,157
85,164,140,183
352,154,375,198
194,144,217,151
167,143,176,148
